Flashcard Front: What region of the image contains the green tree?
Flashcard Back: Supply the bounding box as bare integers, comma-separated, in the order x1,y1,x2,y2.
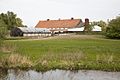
90,20,107,32
16,18,23,26
0,18,7,39
105,17,120,39
0,11,24,30
98,20,107,31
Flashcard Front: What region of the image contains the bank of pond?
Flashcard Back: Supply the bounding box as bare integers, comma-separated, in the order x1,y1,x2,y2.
0,69,120,80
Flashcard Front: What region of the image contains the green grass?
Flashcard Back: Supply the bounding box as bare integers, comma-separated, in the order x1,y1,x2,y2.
0,35,120,71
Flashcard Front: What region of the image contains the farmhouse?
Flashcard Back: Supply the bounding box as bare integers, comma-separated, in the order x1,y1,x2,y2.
35,18,86,33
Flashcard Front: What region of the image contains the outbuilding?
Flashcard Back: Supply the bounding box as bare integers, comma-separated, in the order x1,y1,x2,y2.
10,27,51,37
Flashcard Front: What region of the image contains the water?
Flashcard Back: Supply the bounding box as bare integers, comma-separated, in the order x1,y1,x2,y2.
0,69,120,80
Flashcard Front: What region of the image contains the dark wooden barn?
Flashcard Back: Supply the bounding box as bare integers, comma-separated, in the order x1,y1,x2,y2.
10,27,23,37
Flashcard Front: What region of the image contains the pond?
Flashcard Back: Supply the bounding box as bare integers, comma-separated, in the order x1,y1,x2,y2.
0,69,120,80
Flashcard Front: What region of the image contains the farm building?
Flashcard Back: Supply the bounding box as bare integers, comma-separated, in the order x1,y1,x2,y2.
35,18,85,33
92,25,102,31
10,18,102,37
10,27,51,37
35,18,101,33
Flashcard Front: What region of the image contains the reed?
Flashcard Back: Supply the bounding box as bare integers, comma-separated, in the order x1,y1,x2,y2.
0,42,17,53
0,54,32,68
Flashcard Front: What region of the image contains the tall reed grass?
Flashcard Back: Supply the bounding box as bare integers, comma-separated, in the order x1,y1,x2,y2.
0,54,32,68
0,42,17,53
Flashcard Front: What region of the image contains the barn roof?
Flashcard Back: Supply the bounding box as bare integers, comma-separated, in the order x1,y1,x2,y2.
35,19,82,28
18,27,50,33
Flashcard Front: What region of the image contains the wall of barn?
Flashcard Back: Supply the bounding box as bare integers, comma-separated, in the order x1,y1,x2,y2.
23,33,51,37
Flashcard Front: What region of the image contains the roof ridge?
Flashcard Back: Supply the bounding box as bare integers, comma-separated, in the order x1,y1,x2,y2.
39,19,81,22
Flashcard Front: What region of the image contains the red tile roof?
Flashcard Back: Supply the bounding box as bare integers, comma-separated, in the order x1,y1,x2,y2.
35,19,82,28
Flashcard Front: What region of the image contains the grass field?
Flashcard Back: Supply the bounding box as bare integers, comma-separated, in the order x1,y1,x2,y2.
0,35,120,71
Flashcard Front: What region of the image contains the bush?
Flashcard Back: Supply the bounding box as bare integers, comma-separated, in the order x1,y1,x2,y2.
105,17,120,39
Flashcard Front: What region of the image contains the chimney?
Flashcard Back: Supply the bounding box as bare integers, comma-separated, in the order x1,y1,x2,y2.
71,17,74,20
84,18,89,31
85,18,89,25
80,19,82,22
47,19,50,21
58,18,61,20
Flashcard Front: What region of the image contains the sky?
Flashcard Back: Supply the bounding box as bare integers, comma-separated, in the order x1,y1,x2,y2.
0,0,120,27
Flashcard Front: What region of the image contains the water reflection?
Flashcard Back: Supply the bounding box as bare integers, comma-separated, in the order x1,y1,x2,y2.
0,69,120,80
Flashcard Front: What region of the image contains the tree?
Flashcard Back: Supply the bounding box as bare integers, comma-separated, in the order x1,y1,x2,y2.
16,18,23,27
0,18,7,39
0,19,7,48
90,20,107,32
0,11,24,30
84,20,107,33
105,17,120,39
97,20,107,31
